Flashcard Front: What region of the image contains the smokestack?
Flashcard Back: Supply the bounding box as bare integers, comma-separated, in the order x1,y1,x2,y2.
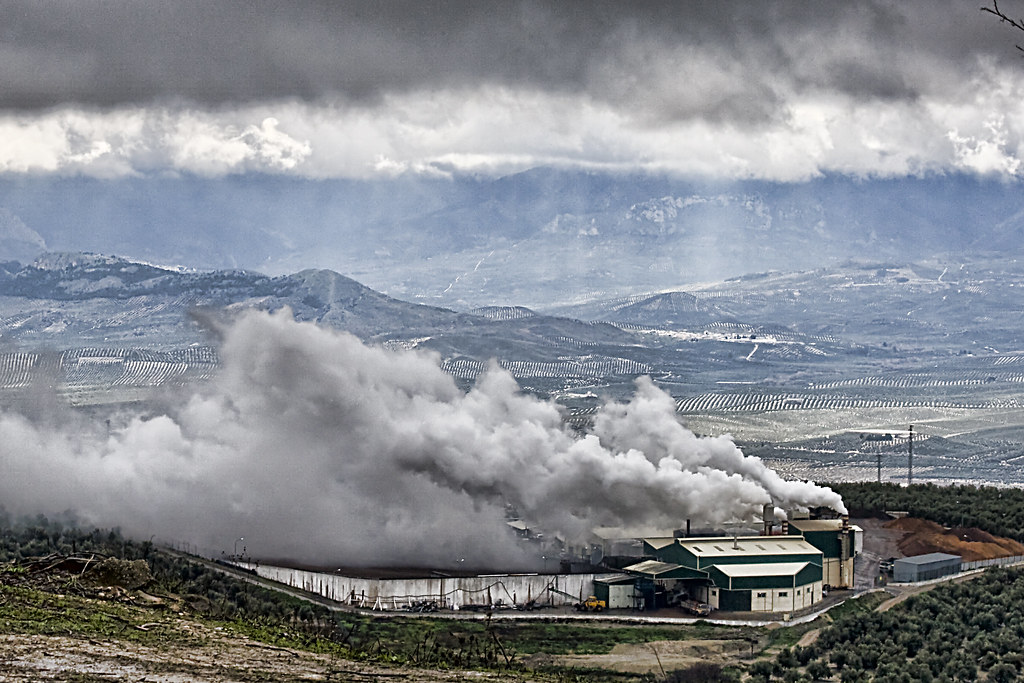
686,519,691,537
762,503,775,536
840,514,851,587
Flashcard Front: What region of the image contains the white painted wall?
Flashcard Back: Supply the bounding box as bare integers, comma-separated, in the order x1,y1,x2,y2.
705,586,720,609
245,563,599,610
606,583,635,609
823,558,855,588
750,581,822,612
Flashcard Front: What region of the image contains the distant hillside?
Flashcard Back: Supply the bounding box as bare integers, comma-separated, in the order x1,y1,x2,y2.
6,251,1024,493
0,252,649,401
2,170,1023,308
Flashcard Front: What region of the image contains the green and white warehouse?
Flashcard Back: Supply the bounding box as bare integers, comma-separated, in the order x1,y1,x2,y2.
632,535,826,612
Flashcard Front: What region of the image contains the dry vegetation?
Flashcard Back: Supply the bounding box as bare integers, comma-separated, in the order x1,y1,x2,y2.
885,517,1024,562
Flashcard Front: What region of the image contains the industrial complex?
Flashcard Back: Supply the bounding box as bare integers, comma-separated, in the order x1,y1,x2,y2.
244,509,878,617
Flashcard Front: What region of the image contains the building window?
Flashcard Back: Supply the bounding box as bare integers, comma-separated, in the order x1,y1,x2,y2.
711,589,718,596
796,589,801,594
756,592,767,598
779,591,788,597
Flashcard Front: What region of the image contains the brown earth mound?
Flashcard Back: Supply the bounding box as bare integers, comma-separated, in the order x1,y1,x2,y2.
883,517,1024,562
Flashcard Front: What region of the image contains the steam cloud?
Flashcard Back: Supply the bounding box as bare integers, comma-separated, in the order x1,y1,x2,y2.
1,309,843,568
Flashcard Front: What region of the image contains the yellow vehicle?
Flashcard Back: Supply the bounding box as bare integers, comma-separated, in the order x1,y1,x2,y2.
578,595,606,612
548,587,606,612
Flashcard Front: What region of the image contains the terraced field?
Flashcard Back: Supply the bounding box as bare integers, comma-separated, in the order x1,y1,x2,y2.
0,347,219,404
443,355,652,381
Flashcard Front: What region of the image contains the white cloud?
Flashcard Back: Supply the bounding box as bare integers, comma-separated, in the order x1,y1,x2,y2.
948,116,1022,176
1,57,1023,181
0,109,311,177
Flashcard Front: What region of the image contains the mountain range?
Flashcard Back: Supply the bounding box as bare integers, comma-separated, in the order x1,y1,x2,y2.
3,249,1024,484
2,170,1023,309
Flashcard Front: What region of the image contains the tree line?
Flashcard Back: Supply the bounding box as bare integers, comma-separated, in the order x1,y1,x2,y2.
826,481,1024,541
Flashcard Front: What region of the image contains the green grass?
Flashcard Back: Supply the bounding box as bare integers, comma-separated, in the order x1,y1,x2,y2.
822,589,888,620
0,580,783,683
0,584,183,644
343,614,747,657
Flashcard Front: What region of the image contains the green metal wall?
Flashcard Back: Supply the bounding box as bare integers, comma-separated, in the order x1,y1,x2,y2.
797,562,823,586
796,529,855,560
718,589,752,611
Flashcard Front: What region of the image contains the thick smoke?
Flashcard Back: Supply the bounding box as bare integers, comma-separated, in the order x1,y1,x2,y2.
1,309,843,568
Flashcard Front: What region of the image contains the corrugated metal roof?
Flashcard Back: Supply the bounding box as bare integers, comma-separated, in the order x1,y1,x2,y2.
714,561,812,578
680,536,819,558
624,560,685,576
788,519,843,531
622,560,708,580
896,552,961,566
594,574,637,585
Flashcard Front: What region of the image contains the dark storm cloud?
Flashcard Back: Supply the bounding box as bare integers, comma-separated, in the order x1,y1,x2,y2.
0,1,1008,122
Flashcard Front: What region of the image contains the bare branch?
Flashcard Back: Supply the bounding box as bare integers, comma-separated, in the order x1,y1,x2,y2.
981,1,1024,53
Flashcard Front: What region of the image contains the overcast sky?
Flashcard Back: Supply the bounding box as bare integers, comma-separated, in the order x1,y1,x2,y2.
1,0,1023,180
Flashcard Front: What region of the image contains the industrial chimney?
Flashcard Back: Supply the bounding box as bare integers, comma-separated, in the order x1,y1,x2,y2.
762,503,776,536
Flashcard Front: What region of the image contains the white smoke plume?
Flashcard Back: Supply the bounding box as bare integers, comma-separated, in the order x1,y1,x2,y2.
1,309,843,568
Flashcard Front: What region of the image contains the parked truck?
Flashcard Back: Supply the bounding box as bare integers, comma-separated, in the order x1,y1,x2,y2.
666,586,711,616
678,598,712,616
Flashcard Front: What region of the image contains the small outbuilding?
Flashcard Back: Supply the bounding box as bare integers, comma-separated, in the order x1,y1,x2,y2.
893,552,962,583
593,574,641,609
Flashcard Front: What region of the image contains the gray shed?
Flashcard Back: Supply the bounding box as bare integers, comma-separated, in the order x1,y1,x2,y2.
893,552,962,582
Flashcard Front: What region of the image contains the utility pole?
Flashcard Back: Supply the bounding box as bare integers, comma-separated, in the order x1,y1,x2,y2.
907,424,913,486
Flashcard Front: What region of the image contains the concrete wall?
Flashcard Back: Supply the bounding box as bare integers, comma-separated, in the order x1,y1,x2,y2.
246,563,600,610
750,581,821,612
703,585,720,609
823,557,855,588
700,581,821,613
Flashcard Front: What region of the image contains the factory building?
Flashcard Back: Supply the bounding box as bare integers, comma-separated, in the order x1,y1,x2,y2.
893,552,962,583
786,518,861,589
635,535,826,613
